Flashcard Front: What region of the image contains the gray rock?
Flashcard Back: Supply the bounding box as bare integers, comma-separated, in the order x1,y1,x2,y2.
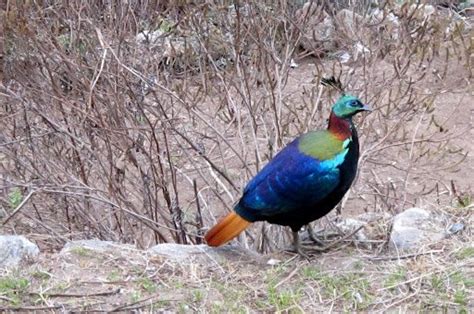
335,9,364,40
336,218,367,242
60,239,136,255
135,29,165,45
296,3,336,55
447,222,465,235
147,243,263,264
459,0,474,16
389,208,445,251
357,211,392,223
0,235,40,267
60,240,263,265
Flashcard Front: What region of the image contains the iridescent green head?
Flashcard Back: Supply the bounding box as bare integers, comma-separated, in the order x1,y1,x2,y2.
332,95,371,118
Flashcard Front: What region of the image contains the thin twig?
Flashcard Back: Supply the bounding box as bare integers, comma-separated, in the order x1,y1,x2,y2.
0,305,63,311
110,293,184,312
2,190,36,225
275,265,301,289
366,249,444,261
30,288,121,298
306,225,365,252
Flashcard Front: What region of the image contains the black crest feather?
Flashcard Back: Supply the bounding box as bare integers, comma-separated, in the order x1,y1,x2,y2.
320,76,345,95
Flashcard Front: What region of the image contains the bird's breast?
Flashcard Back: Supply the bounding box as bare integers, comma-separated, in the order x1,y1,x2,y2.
319,147,349,170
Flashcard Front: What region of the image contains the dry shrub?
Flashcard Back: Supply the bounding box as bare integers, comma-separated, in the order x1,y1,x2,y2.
0,1,471,251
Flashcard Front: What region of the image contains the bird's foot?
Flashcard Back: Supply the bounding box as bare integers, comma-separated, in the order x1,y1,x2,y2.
286,230,331,259
307,234,326,247
284,248,309,259
284,245,311,259
284,243,328,259
306,224,328,247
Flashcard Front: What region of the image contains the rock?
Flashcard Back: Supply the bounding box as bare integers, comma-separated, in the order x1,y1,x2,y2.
370,7,399,26
357,211,392,223
335,9,371,62
337,51,351,63
147,243,263,264
135,29,165,45
335,42,371,64
459,0,474,16
0,235,40,267
135,21,231,70
335,9,364,40
266,258,282,266
353,42,371,61
369,7,401,40
60,239,136,255
136,29,190,60
389,208,445,251
336,218,370,248
447,222,465,235
290,59,299,68
296,3,336,55
60,241,263,265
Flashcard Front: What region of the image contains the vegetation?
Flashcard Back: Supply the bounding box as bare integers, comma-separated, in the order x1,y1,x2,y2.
0,0,472,312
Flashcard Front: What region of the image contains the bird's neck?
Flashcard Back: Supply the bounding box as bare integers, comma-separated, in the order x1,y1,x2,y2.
328,112,353,141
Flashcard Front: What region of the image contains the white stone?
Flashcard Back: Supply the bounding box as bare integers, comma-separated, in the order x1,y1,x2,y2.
147,243,262,264
296,3,336,55
336,218,368,244
136,30,165,44
0,235,40,267
61,239,136,254
267,258,282,266
389,208,445,251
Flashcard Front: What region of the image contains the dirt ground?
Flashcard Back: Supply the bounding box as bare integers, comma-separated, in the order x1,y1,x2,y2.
3,213,472,312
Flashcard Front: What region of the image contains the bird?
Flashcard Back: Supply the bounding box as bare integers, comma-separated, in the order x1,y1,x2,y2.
205,82,371,255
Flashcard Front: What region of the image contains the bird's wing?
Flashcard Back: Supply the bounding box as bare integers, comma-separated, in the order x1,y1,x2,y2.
239,132,348,218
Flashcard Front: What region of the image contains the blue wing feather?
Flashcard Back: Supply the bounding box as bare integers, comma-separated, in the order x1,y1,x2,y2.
237,136,344,221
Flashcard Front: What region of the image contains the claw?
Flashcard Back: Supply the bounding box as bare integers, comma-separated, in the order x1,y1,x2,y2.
283,232,311,259
307,224,326,247
283,231,328,259
286,229,334,257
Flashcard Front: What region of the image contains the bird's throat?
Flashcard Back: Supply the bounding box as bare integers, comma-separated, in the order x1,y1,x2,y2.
328,112,353,140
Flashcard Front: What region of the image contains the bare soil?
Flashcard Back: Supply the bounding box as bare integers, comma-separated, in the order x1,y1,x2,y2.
4,208,472,312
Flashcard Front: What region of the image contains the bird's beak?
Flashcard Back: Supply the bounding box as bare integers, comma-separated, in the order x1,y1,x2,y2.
361,104,372,112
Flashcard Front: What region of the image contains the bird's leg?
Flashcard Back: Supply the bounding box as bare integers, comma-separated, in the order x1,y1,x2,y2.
292,231,300,252
284,230,327,258
307,224,326,247
292,231,310,259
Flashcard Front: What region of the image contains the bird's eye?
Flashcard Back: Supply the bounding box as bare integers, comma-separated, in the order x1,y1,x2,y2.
350,100,360,107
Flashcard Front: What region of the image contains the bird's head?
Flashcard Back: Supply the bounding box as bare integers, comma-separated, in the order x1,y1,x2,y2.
332,95,371,119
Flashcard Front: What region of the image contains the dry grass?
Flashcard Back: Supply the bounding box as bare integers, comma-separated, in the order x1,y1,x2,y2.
0,202,471,312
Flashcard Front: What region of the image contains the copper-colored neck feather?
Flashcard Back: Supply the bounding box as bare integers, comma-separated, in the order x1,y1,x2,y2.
328,112,352,140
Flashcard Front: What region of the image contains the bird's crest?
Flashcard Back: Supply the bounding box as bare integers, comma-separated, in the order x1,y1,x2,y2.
320,76,345,95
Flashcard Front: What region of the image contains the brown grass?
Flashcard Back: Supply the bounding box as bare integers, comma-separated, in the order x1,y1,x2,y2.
1,201,471,312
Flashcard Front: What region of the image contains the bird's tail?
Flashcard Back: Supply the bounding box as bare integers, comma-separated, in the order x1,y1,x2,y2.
205,212,251,247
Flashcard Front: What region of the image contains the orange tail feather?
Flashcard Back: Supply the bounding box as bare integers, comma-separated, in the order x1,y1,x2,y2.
205,212,251,247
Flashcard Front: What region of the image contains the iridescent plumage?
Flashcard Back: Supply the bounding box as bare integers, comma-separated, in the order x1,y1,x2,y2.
205,94,371,253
